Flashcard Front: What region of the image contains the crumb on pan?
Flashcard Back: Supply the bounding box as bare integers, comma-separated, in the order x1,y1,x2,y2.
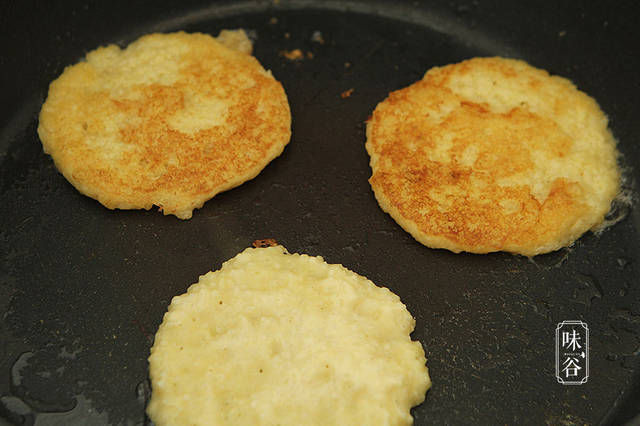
280,49,304,60
311,31,325,44
252,238,279,248
341,88,354,99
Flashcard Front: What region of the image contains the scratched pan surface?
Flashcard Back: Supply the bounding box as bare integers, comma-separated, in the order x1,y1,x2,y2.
1,1,639,424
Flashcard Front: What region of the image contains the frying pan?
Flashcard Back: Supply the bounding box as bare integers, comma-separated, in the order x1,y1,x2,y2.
1,1,639,424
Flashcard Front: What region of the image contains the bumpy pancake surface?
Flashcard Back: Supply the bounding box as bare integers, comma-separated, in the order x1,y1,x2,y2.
148,246,430,426
38,31,291,219
366,57,620,256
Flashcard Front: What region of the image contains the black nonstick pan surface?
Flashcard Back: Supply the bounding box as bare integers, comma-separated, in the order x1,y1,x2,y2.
1,1,639,424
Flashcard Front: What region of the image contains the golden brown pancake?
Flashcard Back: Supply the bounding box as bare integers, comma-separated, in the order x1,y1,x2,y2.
148,245,431,425
38,31,291,219
366,57,620,256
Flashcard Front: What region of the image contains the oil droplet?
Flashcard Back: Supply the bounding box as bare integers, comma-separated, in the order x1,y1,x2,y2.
606,353,620,362
572,274,603,307
11,351,34,387
617,257,630,269
136,380,151,406
0,394,109,426
622,354,639,370
527,247,572,269
594,184,634,235
57,344,82,360
0,395,30,424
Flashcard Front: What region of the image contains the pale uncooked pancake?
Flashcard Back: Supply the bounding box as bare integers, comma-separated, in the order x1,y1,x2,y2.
148,246,430,426
38,31,291,219
366,57,620,256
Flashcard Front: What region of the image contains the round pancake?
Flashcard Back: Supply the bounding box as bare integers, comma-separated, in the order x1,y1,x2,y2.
38,31,291,219
366,57,620,256
148,246,430,426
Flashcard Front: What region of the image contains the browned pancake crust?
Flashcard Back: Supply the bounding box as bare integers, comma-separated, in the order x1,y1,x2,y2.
38,32,291,219
366,57,620,256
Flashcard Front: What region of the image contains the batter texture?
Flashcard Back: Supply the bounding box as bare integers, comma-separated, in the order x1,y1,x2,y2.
148,246,430,425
